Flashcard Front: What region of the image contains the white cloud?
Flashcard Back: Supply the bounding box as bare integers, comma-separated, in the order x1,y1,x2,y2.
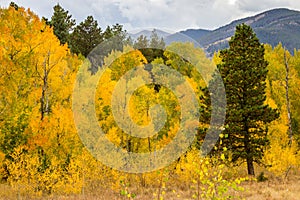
116,0,220,31
1,0,300,32
237,0,291,12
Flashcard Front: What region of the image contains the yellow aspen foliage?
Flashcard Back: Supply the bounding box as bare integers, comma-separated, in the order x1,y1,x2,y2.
5,5,300,198
263,106,299,176
212,51,222,66
0,5,85,195
263,44,300,176
5,146,41,195
172,148,245,199
95,48,157,153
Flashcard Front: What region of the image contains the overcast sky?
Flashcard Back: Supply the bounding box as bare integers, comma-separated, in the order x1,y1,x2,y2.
1,0,300,33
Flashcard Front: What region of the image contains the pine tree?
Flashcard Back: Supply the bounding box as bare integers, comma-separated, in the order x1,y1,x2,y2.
149,29,165,49
102,23,128,53
133,35,149,49
50,4,75,45
9,2,19,10
103,23,127,41
212,24,278,175
70,16,103,57
133,30,166,63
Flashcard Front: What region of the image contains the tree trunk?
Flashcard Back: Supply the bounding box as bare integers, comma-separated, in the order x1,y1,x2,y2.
244,122,255,176
246,156,255,176
284,49,293,146
40,51,52,120
40,60,48,120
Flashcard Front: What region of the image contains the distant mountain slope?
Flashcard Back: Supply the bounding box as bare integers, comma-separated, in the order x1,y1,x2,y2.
164,29,211,46
197,8,300,56
179,29,211,41
129,29,171,40
128,8,300,56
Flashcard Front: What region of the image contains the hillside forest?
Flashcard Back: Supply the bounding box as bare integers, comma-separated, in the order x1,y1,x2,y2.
0,3,300,199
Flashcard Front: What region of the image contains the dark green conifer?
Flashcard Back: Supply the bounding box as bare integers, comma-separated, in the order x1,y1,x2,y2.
201,24,279,176
50,4,75,45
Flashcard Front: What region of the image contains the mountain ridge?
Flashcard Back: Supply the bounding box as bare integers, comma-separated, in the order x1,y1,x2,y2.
129,8,300,56
183,8,300,55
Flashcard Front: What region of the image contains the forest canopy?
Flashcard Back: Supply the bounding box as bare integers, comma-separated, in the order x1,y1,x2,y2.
0,2,299,199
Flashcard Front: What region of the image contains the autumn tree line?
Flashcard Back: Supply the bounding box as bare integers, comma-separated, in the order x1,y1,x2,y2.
0,2,299,198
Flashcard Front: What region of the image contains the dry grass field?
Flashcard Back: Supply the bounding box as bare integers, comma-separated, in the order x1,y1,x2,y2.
1,167,299,200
